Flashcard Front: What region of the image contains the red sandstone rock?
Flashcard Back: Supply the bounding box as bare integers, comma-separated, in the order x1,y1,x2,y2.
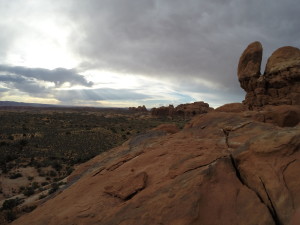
237,41,263,91
265,46,300,74
215,103,246,113
152,124,179,134
151,101,213,118
238,43,300,109
128,105,148,113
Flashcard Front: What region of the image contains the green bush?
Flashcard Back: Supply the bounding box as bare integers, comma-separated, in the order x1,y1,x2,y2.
1,198,23,210
5,210,17,222
48,182,59,194
9,173,22,179
23,187,35,197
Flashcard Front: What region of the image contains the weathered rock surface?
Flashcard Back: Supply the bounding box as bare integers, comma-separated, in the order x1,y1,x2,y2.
215,103,246,113
11,110,300,225
238,42,300,109
151,101,213,118
238,41,263,91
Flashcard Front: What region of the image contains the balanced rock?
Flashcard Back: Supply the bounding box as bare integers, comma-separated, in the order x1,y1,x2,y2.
237,41,263,91
238,42,300,109
265,46,300,74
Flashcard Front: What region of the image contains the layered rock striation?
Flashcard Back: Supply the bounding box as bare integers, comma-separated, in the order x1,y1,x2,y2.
238,42,300,109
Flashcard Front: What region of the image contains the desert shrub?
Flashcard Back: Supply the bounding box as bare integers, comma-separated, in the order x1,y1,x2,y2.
66,167,73,175
51,161,62,171
22,205,36,213
23,187,35,197
32,182,39,189
5,210,17,222
9,173,22,179
1,198,23,210
39,194,47,199
19,139,28,147
41,182,49,186
27,176,34,181
48,182,59,194
49,170,57,177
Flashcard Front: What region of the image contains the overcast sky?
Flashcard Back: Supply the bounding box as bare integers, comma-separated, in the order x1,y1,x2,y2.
0,0,299,108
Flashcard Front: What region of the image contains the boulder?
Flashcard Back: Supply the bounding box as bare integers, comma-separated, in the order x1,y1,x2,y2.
237,41,263,91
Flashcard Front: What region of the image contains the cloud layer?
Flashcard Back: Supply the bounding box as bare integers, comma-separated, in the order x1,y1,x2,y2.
69,0,300,91
0,0,299,107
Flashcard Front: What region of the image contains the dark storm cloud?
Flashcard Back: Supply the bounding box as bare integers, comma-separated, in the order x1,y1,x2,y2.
55,88,150,102
0,74,50,97
0,65,93,87
68,0,300,95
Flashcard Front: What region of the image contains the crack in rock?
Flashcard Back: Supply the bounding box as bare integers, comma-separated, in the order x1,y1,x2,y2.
259,177,283,225
104,172,148,201
181,156,228,175
282,159,297,209
230,154,280,225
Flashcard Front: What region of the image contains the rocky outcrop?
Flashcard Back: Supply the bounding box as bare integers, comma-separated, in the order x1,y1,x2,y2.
11,111,300,225
151,101,213,118
238,41,263,91
128,105,148,113
215,103,246,113
151,105,174,118
238,42,300,109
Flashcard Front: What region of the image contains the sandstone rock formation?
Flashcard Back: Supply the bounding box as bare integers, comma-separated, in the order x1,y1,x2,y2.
151,104,174,118
215,103,246,113
151,101,213,118
238,42,300,109
128,105,148,113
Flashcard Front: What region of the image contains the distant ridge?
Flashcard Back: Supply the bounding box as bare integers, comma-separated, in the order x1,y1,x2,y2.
0,101,62,108
0,101,128,111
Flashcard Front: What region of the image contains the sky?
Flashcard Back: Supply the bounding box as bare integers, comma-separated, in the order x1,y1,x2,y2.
0,0,299,108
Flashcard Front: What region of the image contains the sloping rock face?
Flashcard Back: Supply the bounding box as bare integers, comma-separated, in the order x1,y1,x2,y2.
11,111,300,225
238,42,300,109
151,101,213,118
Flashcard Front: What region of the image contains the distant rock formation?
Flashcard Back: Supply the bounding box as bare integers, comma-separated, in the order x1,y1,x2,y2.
238,41,300,109
151,105,175,118
151,101,213,118
128,105,148,113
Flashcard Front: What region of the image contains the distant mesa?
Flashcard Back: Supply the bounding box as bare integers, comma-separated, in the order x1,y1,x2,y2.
151,101,213,118
238,41,300,109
